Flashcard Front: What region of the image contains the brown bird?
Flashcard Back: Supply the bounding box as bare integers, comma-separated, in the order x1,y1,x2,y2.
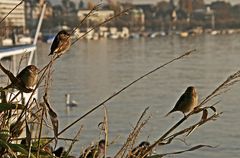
49,30,71,56
4,65,39,93
165,86,198,117
79,139,105,158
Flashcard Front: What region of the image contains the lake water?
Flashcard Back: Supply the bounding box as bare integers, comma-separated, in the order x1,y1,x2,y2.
37,34,240,158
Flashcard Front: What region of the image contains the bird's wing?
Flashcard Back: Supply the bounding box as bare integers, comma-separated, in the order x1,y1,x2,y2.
16,67,30,85
50,35,60,54
16,67,27,78
165,93,189,117
174,93,188,111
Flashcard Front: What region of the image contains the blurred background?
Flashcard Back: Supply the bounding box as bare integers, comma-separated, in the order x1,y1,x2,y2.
1,0,240,44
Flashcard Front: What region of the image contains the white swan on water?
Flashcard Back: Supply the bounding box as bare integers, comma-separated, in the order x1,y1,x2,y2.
65,93,78,108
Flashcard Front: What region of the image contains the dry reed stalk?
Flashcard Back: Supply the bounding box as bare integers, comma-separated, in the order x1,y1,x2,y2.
36,108,45,158
25,119,32,158
64,125,83,158
103,106,109,158
11,137,78,142
141,70,240,157
114,107,150,158
198,70,240,107
1,1,233,157
70,4,101,36
147,144,215,158
0,0,25,24
0,5,110,151
123,117,151,158
13,56,57,131
41,49,196,149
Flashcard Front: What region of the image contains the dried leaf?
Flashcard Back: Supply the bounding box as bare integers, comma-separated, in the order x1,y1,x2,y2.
9,143,36,158
0,63,34,93
10,121,24,138
48,108,58,137
186,124,199,137
0,103,25,111
43,95,58,148
39,102,48,119
0,139,17,157
0,90,7,103
201,109,208,121
148,144,215,158
98,122,105,131
0,63,17,83
210,106,217,114
25,121,31,147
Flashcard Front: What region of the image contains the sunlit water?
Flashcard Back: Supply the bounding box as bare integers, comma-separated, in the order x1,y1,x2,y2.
37,34,240,158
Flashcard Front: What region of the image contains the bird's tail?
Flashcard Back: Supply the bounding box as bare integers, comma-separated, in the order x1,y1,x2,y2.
48,52,53,56
165,109,174,117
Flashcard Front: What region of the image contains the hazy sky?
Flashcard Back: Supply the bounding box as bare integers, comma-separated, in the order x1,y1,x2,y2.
49,0,240,5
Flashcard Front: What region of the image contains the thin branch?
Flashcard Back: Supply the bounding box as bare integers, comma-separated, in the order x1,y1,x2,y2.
15,58,55,125
12,137,78,142
42,49,196,148
0,63,33,93
156,70,240,149
148,145,216,158
199,70,240,107
114,107,150,158
0,0,24,24
162,109,221,145
63,126,83,158
37,108,45,158
70,4,101,36
103,106,109,158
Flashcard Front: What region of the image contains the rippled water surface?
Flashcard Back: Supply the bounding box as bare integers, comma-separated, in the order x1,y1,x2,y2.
38,34,240,157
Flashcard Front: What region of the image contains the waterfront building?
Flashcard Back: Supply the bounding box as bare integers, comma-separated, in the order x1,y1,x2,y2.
25,0,53,32
77,10,114,23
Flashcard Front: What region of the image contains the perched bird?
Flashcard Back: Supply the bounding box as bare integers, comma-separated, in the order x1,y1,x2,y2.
53,147,64,157
165,86,198,117
65,93,78,108
4,65,39,93
129,141,150,158
53,146,76,158
79,139,105,158
49,30,71,56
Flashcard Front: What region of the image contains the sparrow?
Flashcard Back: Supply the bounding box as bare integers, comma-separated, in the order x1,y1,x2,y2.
49,30,71,56
165,86,198,117
4,65,39,93
79,139,105,158
129,141,150,158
